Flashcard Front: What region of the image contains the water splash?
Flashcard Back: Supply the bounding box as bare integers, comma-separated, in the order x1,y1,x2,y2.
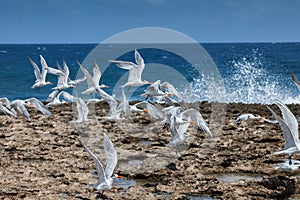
181,51,299,104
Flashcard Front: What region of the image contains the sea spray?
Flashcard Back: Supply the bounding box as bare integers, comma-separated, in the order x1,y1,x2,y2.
181,51,298,104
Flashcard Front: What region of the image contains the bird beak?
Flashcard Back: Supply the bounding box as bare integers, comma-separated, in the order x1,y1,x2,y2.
105,85,109,88
189,120,195,125
117,175,124,178
259,117,265,123
167,93,172,97
49,82,53,85
143,109,148,113
147,81,152,84
64,102,68,105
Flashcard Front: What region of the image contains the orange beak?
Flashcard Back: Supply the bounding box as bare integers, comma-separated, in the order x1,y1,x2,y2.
117,175,124,178
29,103,35,107
259,117,265,123
167,93,172,97
189,120,195,125
147,81,152,85
64,102,68,105
143,109,148,113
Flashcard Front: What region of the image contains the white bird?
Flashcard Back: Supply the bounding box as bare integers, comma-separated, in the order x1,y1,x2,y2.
79,132,123,191
60,91,89,124
96,88,120,120
0,104,17,118
162,106,212,137
51,61,76,90
80,62,108,94
116,87,130,116
28,56,53,89
160,81,182,101
132,101,167,121
5,98,51,120
234,113,264,125
274,159,300,171
77,61,119,120
40,55,64,76
45,90,67,108
140,80,176,104
24,98,52,117
108,49,151,88
165,114,191,147
267,100,300,165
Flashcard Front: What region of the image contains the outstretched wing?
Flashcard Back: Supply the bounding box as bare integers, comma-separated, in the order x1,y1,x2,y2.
134,49,145,68
77,61,95,88
28,57,41,81
0,104,17,117
182,108,212,137
59,91,76,102
79,140,107,185
267,105,296,149
92,62,102,85
108,60,136,70
160,82,182,99
274,100,299,144
13,100,30,120
135,101,165,120
290,71,300,91
103,133,118,179
25,97,52,116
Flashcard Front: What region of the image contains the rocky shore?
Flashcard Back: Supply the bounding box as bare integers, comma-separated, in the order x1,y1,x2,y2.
1,101,300,199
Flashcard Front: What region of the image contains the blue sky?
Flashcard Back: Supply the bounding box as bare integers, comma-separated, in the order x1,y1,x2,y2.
1,0,300,43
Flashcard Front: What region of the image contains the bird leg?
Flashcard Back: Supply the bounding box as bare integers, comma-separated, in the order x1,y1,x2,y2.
289,155,292,165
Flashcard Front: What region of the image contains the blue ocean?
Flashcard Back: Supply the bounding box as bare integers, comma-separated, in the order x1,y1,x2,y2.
1,43,300,104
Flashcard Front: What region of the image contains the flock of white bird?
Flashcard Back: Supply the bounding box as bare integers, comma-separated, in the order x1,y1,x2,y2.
0,50,213,191
2,49,300,190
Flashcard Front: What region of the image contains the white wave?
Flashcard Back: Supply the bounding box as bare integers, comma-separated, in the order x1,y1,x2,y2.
180,54,300,104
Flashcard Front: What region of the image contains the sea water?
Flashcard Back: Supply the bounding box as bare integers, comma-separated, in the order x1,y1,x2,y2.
1,43,300,104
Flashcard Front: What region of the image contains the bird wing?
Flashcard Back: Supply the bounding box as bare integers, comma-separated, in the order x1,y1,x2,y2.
0,104,17,117
63,60,70,84
60,91,76,102
182,108,212,136
28,57,41,81
92,62,102,85
117,87,129,115
0,97,12,107
134,49,145,79
134,49,145,68
78,61,95,88
135,101,165,119
103,133,118,179
275,100,299,144
160,82,182,99
75,97,89,122
47,90,59,102
267,106,297,149
25,97,52,116
13,100,30,120
108,60,136,70
290,71,300,91
79,140,107,185
69,76,87,85
41,56,64,76
39,55,51,81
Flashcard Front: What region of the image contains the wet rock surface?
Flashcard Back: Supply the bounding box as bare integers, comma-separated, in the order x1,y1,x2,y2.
1,101,300,199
